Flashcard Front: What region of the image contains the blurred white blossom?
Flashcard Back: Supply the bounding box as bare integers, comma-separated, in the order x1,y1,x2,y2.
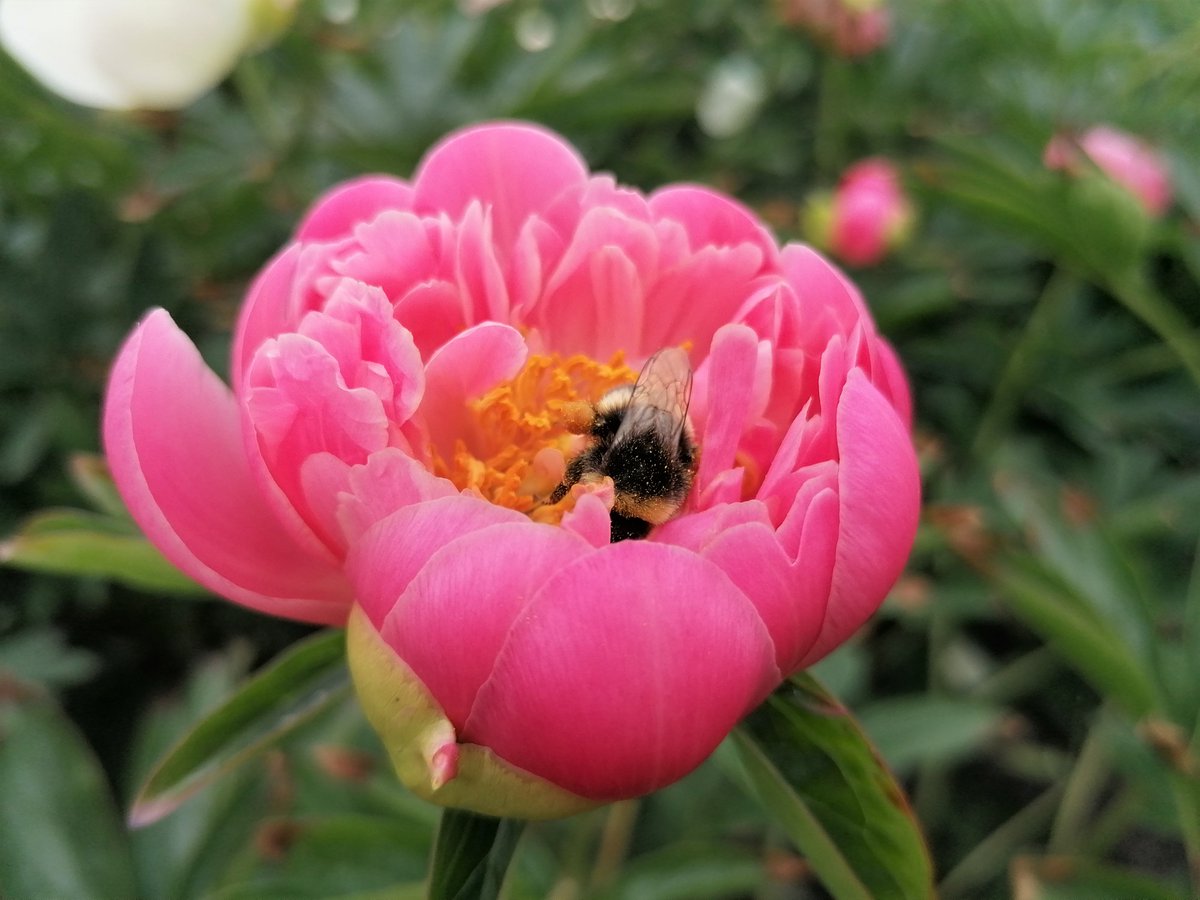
0,0,295,111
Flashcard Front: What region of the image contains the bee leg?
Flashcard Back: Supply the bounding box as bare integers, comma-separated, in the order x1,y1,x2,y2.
610,513,651,542
548,451,595,504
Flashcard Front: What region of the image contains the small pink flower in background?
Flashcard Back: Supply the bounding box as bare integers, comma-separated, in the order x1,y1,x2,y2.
777,0,890,58
807,158,914,267
1045,125,1172,218
104,122,919,817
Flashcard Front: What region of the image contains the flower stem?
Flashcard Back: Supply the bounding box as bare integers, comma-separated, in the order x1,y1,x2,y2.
1104,268,1200,390
971,265,1077,458
427,808,526,900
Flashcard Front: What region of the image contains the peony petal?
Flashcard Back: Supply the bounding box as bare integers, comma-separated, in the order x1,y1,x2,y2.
295,176,415,241
694,324,759,498
780,243,869,337
700,522,820,676
232,245,301,391
382,523,589,729
559,491,613,548
455,201,512,324
871,335,913,429
414,122,589,248
649,185,778,260
800,370,919,665
347,606,598,819
336,448,458,544
463,542,779,800
347,495,526,628
421,322,528,455
393,280,469,359
102,309,352,624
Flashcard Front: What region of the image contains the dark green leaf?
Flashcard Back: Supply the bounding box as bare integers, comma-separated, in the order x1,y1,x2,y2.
729,673,934,900
130,629,350,827
0,686,138,900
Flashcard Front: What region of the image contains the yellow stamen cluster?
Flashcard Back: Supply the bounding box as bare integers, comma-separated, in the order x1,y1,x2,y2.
432,352,638,523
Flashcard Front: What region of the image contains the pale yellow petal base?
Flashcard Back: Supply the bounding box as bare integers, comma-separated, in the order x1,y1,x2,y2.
347,604,601,820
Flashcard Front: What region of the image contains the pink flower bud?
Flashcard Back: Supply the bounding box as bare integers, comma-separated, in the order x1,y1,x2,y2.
103,122,920,815
811,158,913,267
777,0,890,57
1045,125,1172,219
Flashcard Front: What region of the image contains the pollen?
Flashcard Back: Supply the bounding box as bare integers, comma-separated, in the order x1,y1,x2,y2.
431,352,638,522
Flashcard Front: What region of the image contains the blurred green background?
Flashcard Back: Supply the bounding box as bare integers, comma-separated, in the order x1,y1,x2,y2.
2,0,1199,897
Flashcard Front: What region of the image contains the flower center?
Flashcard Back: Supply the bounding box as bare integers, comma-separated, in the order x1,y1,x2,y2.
432,352,638,522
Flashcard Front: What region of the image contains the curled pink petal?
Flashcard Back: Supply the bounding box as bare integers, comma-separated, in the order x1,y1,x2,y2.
799,370,920,665
103,310,352,624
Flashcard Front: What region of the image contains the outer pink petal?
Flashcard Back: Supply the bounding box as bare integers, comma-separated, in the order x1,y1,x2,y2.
414,122,589,248
381,523,590,729
780,243,870,336
648,185,777,261
799,370,919,665
103,310,353,624
295,175,415,241
463,542,780,800
347,495,526,628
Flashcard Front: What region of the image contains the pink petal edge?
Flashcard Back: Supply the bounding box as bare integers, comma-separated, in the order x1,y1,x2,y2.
103,309,353,624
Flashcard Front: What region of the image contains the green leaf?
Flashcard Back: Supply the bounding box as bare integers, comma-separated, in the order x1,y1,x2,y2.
857,696,1003,774
995,559,1159,717
428,808,526,900
0,626,99,688
1,508,205,595
130,629,351,827
728,673,934,900
68,452,132,518
592,842,765,900
126,646,271,900
1010,855,1188,900
0,686,138,900
208,814,433,899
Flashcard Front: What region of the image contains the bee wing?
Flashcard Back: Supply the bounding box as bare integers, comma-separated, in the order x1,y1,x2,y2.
614,347,694,445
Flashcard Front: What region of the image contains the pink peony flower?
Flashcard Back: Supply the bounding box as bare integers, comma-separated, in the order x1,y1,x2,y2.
104,122,920,817
809,158,913,267
1045,125,1172,218
777,0,891,58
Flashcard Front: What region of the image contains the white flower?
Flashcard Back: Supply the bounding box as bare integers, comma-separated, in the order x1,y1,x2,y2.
0,0,294,111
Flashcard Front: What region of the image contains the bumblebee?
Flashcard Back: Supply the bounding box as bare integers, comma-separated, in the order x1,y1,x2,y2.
549,348,698,542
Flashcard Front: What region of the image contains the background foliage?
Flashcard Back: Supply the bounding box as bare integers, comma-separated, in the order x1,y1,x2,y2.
2,0,1199,897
